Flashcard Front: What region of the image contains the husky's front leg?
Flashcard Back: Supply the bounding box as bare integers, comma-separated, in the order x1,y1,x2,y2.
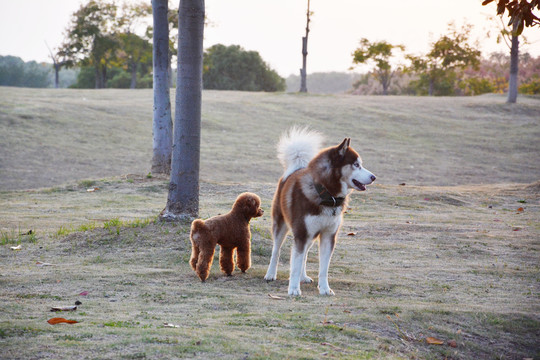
318,231,337,296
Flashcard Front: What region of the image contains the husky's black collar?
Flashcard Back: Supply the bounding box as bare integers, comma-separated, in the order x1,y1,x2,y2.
314,183,345,207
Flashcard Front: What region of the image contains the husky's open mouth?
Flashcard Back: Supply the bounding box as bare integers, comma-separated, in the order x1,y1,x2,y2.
352,179,367,191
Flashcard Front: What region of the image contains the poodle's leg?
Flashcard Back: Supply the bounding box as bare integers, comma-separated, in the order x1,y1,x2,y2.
196,246,216,282
190,242,200,271
318,230,338,296
236,243,251,273
219,246,235,276
301,240,315,284
288,238,310,296
264,217,288,281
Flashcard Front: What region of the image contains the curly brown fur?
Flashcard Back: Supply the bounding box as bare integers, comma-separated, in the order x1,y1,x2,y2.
189,192,264,282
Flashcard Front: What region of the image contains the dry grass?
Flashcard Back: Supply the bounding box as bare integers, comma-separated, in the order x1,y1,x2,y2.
0,87,539,359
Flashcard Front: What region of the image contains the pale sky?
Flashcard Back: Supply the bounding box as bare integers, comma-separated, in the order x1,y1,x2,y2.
0,0,539,77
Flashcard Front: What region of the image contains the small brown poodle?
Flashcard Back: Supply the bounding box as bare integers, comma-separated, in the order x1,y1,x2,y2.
189,192,264,282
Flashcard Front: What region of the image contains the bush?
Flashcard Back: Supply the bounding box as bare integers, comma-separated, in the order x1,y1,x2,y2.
519,76,540,94
203,44,285,92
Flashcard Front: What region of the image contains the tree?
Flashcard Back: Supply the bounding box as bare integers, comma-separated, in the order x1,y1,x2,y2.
482,0,540,35
45,42,67,89
299,0,311,93
352,39,405,95
0,56,51,88
483,1,539,103
161,0,205,220
58,0,118,88
116,2,153,89
203,44,285,91
151,0,173,175
406,23,480,96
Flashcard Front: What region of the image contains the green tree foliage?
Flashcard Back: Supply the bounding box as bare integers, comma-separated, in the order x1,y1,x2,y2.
203,44,285,92
58,0,118,88
0,56,51,88
351,39,405,95
482,0,540,35
406,23,481,96
59,0,154,89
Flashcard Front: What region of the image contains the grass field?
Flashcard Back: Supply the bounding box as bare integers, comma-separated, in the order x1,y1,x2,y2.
0,87,539,359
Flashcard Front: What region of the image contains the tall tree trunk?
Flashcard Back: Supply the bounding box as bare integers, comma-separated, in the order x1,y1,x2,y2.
130,61,138,89
299,0,310,93
54,63,60,89
95,66,101,89
151,0,173,175
507,23,519,104
428,77,434,96
161,0,205,220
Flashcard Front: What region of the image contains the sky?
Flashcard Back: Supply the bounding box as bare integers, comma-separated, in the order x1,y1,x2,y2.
0,0,539,77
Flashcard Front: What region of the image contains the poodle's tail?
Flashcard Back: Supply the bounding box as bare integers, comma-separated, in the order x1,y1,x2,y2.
277,126,323,180
190,219,206,243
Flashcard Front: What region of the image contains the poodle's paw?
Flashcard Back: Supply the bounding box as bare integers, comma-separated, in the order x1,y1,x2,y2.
318,285,335,296
288,286,302,297
301,275,313,284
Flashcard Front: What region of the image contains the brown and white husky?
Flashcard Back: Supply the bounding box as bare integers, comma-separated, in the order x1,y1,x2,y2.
264,127,376,296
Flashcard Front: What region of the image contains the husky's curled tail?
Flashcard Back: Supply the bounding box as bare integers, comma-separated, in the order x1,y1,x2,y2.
277,126,323,181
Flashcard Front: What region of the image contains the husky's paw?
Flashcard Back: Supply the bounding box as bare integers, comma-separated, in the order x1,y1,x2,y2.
318,285,335,296
288,286,302,296
301,275,313,284
264,273,277,282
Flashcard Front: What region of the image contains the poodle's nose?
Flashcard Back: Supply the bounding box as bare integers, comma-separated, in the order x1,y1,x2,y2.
370,174,376,182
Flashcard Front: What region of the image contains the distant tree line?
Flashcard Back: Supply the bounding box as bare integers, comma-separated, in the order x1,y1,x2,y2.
0,55,78,88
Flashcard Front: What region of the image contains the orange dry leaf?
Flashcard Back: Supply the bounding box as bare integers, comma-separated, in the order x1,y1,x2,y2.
47,317,78,325
426,337,444,345
347,232,356,236
517,207,524,212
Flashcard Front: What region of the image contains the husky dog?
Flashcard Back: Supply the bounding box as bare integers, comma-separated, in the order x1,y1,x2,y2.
264,127,376,296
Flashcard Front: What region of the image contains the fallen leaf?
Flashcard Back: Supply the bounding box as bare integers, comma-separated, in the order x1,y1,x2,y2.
517,207,524,212
347,232,356,236
47,317,78,325
10,245,22,251
512,227,522,231
50,306,77,312
36,261,55,267
424,198,430,201
343,310,351,313
163,322,180,328
448,340,458,348
399,183,406,186
426,337,444,345
268,293,286,300
79,291,89,296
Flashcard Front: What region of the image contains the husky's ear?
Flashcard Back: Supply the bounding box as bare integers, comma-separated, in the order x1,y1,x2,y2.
337,138,350,157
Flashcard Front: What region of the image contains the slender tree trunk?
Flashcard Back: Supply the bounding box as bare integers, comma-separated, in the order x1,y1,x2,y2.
161,0,205,220
507,23,519,104
54,63,60,89
130,61,138,89
95,66,101,89
299,0,310,93
428,77,434,96
151,0,173,175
